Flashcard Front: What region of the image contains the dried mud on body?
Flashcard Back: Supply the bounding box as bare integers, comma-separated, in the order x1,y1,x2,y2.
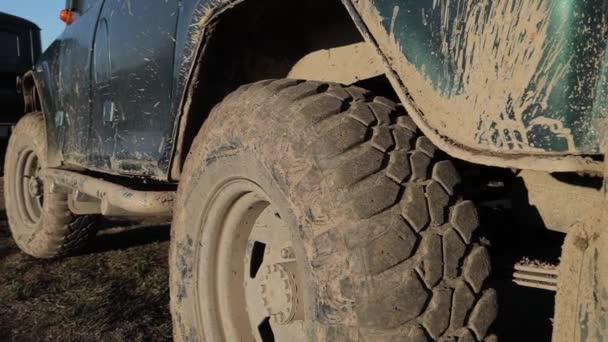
0,180,172,342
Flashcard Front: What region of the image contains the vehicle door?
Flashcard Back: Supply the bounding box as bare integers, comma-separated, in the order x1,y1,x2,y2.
57,0,105,166
91,0,180,176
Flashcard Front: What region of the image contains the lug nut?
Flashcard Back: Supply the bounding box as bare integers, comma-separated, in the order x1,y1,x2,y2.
281,247,295,259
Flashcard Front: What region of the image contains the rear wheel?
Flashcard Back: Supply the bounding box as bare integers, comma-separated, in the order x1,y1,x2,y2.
170,80,497,341
4,112,98,258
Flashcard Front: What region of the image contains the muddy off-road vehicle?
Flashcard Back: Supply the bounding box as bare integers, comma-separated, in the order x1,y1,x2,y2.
0,12,41,140
6,0,608,340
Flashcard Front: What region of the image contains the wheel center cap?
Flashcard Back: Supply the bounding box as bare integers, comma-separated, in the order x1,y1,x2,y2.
28,177,43,197
259,262,299,325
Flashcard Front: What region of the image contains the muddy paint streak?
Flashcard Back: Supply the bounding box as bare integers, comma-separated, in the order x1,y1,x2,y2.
360,1,572,152
432,0,572,151
345,0,605,172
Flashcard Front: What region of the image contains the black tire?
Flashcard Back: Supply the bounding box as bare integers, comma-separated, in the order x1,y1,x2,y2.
4,112,98,258
170,80,496,341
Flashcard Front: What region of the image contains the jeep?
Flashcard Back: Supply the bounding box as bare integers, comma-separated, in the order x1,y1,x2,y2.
7,0,608,341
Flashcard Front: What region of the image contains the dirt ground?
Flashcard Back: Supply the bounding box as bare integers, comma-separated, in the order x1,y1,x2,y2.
0,181,172,341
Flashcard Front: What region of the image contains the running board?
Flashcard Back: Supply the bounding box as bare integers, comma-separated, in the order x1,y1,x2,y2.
511,261,558,292
41,168,175,217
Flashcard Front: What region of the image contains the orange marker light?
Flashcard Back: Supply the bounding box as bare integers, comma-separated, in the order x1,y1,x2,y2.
59,9,76,25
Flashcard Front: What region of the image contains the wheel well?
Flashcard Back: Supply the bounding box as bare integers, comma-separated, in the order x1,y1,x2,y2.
171,0,381,179
22,71,41,113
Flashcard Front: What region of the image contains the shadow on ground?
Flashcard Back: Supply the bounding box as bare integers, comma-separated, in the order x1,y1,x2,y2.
92,219,171,254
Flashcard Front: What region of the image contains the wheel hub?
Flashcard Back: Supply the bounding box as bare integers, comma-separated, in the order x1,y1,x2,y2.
197,181,306,342
28,177,43,197
15,148,43,225
259,262,300,325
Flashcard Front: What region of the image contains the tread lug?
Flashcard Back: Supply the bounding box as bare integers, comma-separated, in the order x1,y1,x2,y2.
345,86,371,101
402,184,430,232
468,289,497,339
443,229,466,279
393,126,416,150
451,280,475,329
386,150,411,184
397,116,418,132
374,96,397,109
332,147,384,187
361,271,429,328
368,102,392,125
458,329,477,342
363,223,417,275
416,136,438,158
463,246,491,294
432,161,460,195
301,95,344,124
348,102,377,126
352,176,400,219
314,118,367,158
426,181,450,225
423,288,453,338
371,126,396,152
450,201,479,244
411,151,432,180
326,85,353,100
418,234,443,287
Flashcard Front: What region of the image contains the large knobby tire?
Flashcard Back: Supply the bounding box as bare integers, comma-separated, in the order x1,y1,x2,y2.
170,80,497,341
4,112,98,258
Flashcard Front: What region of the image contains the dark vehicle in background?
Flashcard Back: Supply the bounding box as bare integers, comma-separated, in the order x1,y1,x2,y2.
0,12,41,139
5,0,608,341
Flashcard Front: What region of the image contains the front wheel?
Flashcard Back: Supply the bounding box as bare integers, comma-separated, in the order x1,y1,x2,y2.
170,80,497,341
4,112,98,258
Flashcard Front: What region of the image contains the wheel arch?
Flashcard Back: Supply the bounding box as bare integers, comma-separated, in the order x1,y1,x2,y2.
21,71,40,114
168,0,386,180
20,70,61,167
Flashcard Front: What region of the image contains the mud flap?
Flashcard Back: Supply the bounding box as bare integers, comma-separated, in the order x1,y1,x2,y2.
553,178,608,341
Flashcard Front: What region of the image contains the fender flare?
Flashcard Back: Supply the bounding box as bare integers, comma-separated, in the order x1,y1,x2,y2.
21,70,38,114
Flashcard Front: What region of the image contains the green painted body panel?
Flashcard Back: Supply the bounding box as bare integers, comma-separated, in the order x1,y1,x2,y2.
370,0,608,154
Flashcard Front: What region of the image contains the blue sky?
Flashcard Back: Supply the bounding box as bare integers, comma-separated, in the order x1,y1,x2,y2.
1,1,65,49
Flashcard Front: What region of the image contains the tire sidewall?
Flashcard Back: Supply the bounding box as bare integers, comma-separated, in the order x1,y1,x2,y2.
4,112,49,256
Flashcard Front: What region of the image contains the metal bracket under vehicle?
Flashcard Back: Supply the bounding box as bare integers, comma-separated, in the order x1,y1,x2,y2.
41,168,175,217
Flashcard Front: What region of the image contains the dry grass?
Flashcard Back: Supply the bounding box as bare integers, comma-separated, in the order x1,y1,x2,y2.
0,219,173,342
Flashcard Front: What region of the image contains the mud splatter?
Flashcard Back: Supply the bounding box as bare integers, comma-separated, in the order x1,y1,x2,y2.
179,0,244,79
354,0,584,156
431,0,572,151
389,6,399,35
